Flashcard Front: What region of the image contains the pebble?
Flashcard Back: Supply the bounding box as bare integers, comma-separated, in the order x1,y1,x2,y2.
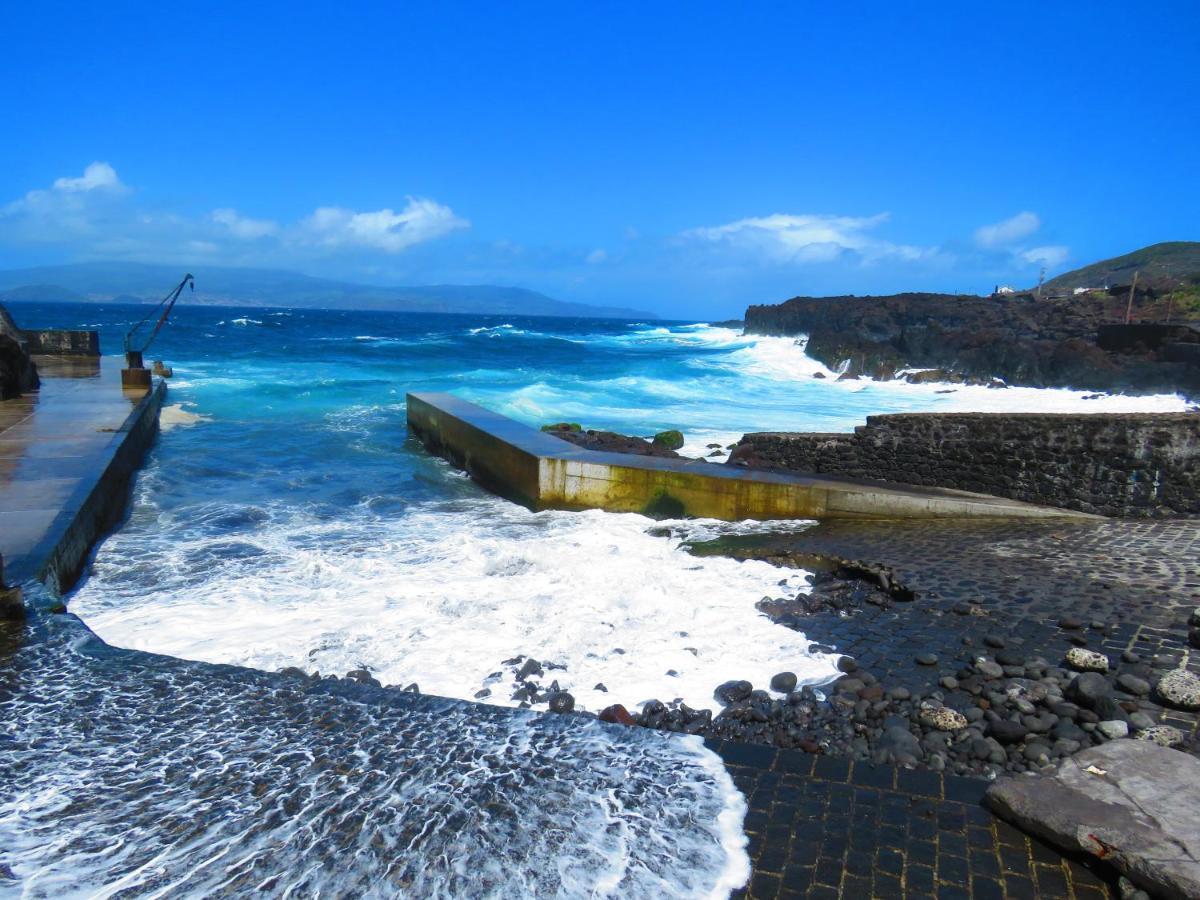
915,653,939,666
1096,720,1129,740
984,635,1006,648
976,660,1004,679
714,680,753,705
1058,616,1084,630
769,672,798,693
1191,607,1200,627
1135,725,1185,748
989,720,1028,744
1155,669,1200,710
939,676,959,691
918,705,968,732
1065,647,1109,673
1116,673,1150,697
836,657,858,674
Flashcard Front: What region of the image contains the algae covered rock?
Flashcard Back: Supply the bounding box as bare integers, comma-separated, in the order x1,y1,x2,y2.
1156,669,1200,711
1065,647,1109,673
652,429,685,451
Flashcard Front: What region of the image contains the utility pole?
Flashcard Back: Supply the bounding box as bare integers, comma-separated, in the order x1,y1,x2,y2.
1124,270,1139,325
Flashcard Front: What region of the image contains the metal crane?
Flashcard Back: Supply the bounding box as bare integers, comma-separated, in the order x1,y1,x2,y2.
121,273,193,388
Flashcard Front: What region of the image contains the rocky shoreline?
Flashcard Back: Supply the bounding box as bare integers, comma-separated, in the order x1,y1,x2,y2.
744,289,1200,399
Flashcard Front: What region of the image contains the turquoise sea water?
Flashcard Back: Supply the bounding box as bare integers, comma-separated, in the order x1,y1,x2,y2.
2,300,1188,896
13,299,1187,714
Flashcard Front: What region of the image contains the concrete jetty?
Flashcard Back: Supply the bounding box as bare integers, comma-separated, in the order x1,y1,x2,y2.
406,392,1097,522
0,356,164,610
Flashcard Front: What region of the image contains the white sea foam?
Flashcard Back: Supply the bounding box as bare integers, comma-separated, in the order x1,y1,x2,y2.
71,497,834,714
0,624,751,898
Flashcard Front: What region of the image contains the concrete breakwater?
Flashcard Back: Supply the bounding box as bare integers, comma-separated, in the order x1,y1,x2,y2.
406,392,1094,521
730,411,1200,518
0,356,165,609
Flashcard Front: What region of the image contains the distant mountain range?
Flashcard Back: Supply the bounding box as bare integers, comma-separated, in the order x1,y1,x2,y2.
0,262,657,320
1044,241,1200,291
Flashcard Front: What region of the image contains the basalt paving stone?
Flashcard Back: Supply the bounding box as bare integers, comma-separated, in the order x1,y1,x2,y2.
714,741,1116,899
706,518,1200,753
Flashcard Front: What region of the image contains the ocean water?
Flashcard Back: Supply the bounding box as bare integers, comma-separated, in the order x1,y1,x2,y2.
16,300,1186,715
4,301,1188,896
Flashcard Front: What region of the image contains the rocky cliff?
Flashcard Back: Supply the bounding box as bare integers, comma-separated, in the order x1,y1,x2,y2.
744,289,1200,397
0,304,39,400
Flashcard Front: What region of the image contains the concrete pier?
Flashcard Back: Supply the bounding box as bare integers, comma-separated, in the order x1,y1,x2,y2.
0,356,164,605
406,392,1097,522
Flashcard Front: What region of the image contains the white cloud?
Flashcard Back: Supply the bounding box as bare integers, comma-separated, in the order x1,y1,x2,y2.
51,162,126,193
0,165,468,266
299,198,468,253
974,211,1039,247
586,248,607,264
211,208,279,239
683,212,931,264
1019,245,1069,268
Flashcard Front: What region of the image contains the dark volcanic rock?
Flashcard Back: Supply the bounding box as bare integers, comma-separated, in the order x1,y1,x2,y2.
0,305,39,400
1066,672,1113,711
714,680,753,705
547,692,575,713
769,671,798,693
542,425,681,459
742,290,1200,397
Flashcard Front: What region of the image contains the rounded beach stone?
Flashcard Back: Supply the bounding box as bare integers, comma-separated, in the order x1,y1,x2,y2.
769,671,798,693
919,705,968,731
1191,608,1200,627
714,680,753,705
1155,669,1200,710
975,659,1004,679
1116,673,1150,697
1097,720,1129,740
1065,647,1109,673
989,719,1028,744
1135,725,1185,748
915,653,938,666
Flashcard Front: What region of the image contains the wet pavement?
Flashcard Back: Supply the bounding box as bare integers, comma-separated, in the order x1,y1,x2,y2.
0,356,143,584
700,518,1200,751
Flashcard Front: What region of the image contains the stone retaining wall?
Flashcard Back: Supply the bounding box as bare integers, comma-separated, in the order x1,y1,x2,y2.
730,413,1200,517
21,329,100,356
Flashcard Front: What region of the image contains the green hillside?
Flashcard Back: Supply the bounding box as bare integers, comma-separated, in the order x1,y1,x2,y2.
1044,241,1200,290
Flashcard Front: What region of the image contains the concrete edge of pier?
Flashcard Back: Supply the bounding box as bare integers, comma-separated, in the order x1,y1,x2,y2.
405,391,1099,522
4,377,166,610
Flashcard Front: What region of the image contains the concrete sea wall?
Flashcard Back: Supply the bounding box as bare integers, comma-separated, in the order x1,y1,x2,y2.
730,412,1200,518
407,392,1095,521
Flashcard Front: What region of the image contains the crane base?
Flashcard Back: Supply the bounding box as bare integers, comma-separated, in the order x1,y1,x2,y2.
121,367,152,389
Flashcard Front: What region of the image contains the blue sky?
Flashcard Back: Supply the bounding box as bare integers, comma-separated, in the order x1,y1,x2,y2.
1,1,1197,317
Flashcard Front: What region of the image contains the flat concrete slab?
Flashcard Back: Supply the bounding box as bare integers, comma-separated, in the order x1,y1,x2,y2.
986,741,1200,899
0,356,158,589
407,392,1098,521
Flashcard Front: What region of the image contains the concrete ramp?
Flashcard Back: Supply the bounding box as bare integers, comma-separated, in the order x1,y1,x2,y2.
406,392,1098,522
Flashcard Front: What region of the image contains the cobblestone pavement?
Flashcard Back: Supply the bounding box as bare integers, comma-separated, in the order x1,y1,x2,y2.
713,740,1113,899
705,518,1200,750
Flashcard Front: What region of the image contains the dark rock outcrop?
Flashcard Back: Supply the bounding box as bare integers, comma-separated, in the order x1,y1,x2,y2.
541,424,681,459
0,304,39,400
744,290,1200,397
